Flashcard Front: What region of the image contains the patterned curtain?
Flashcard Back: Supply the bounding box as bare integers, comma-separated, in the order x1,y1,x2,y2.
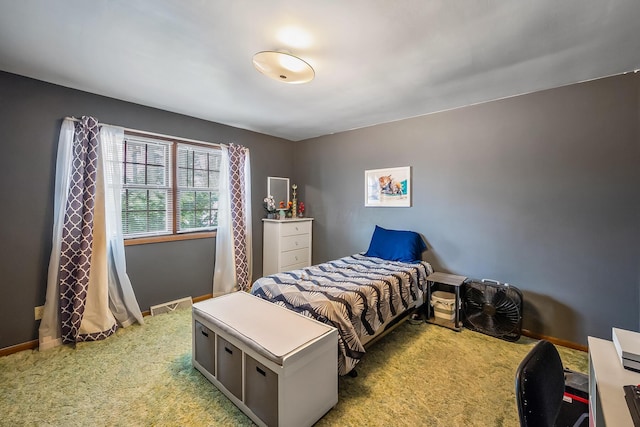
213,143,253,295
228,144,251,290
57,116,116,343
39,117,143,350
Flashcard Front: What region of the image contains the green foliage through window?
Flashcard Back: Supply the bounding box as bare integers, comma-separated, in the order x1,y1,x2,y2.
177,144,221,233
121,135,220,239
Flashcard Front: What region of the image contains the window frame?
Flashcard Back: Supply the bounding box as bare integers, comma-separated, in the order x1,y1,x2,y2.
175,143,221,234
122,131,219,246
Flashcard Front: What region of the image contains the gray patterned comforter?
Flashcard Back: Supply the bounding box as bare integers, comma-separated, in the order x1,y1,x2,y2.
250,254,433,375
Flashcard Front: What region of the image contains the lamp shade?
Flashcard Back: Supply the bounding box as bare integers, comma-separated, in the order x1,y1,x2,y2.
252,51,315,84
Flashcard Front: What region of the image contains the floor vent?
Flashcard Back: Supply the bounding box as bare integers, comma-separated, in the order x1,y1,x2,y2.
150,296,193,316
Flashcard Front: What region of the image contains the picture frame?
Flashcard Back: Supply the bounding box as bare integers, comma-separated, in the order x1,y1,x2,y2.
364,166,411,207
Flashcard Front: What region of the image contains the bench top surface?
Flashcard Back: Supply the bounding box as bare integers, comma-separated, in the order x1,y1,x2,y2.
193,292,335,359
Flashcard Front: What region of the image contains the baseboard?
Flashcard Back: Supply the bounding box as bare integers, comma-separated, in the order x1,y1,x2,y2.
1,293,215,357
193,293,213,303
1,297,585,358
521,329,588,352
0,339,39,357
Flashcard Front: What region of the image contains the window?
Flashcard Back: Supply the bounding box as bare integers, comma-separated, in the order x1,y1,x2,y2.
121,135,172,237
176,144,221,232
120,133,220,242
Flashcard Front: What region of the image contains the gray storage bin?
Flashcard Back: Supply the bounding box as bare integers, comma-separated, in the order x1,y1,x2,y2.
193,293,338,427
194,320,215,376
216,335,242,399
245,355,279,427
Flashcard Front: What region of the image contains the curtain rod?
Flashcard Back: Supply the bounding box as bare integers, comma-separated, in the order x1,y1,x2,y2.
64,116,223,148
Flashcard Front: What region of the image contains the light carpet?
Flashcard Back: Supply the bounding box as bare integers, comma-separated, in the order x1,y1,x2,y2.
0,308,587,426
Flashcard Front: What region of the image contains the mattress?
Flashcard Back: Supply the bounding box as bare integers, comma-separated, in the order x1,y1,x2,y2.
251,253,433,375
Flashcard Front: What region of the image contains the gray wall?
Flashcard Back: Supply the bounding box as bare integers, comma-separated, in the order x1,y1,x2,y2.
0,71,293,349
294,73,640,346
1,70,638,350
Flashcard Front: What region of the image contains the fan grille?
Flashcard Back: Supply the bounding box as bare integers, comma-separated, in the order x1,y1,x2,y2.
463,280,523,341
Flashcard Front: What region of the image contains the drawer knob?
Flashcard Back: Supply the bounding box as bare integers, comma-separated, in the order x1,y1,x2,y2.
256,366,266,376
225,347,233,355
201,330,209,337
295,226,299,231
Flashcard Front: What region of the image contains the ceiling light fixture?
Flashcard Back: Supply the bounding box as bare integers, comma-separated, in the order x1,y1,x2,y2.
252,51,315,84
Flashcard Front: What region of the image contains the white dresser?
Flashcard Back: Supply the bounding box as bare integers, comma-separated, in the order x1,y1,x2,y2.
262,218,313,276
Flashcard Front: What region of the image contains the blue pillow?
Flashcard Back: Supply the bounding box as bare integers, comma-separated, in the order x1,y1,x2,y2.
364,225,427,263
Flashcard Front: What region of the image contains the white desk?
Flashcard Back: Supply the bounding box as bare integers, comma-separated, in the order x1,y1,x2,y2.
589,336,640,426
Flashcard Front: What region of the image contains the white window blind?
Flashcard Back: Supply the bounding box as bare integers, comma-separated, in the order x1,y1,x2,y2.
121,135,173,238
176,143,221,232
116,133,221,240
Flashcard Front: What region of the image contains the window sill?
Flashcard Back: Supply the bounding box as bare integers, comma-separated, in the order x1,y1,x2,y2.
124,231,217,246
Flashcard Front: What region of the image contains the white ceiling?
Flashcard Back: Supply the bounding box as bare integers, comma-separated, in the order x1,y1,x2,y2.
0,1,639,141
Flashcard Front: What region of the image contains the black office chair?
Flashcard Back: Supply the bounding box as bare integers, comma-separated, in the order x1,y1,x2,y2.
515,340,565,427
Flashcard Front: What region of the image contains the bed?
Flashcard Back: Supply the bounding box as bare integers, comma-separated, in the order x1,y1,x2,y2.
251,226,433,375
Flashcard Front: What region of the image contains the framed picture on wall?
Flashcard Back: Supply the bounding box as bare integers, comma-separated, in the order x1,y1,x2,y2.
365,166,411,207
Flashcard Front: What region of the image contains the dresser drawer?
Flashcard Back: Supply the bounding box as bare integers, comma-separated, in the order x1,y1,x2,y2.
281,221,311,237
284,261,309,271
281,248,310,269
281,234,310,252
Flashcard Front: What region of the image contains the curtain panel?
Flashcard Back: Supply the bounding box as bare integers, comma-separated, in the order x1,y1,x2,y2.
213,143,252,295
39,117,143,350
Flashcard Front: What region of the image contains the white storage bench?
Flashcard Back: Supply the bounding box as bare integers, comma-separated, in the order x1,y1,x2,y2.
192,291,338,427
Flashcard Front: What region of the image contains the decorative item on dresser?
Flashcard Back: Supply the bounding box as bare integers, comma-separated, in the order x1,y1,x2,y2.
262,218,313,276
263,195,276,219
291,183,298,218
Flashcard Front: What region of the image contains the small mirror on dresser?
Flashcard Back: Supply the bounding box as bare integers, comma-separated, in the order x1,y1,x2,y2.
267,176,290,208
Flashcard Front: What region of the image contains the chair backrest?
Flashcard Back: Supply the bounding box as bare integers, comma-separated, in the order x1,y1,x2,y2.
515,340,565,427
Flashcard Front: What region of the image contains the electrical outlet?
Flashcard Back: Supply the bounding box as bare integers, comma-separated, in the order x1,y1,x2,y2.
34,305,44,320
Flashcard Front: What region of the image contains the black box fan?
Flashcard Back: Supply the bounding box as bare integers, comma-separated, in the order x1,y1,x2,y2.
463,279,523,342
